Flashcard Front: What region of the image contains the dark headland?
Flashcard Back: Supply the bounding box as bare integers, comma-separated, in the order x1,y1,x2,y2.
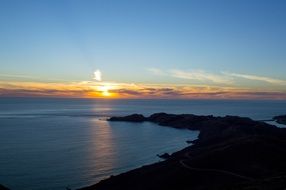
79,113,286,190
273,115,286,125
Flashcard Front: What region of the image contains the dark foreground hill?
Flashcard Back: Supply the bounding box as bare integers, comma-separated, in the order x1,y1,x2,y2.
0,184,9,190
80,113,286,190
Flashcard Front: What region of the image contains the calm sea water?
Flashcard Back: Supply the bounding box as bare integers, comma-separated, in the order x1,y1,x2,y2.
0,98,286,190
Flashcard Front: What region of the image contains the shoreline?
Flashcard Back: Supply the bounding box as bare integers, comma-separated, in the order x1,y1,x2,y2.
79,113,286,190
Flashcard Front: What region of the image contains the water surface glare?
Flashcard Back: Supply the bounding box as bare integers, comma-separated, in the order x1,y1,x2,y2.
0,111,197,190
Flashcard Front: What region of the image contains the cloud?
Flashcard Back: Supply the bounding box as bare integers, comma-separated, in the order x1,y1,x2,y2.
148,68,232,85
148,68,286,86
110,89,143,96
148,68,166,76
1,81,286,100
0,73,70,82
224,72,286,85
170,69,233,84
0,81,99,98
111,87,186,97
93,70,102,81
0,88,93,98
111,85,286,100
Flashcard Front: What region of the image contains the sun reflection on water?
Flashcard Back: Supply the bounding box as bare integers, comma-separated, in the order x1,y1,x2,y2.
86,118,116,183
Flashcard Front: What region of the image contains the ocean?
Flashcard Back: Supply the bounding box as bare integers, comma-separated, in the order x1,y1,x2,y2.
0,98,285,190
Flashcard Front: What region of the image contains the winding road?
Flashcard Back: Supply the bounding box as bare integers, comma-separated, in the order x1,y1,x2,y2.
179,152,255,181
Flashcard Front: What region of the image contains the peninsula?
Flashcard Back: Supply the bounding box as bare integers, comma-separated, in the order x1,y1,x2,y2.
80,113,286,190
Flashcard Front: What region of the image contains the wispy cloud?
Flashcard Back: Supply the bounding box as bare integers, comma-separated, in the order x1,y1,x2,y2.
148,68,232,85
148,68,286,86
0,73,70,82
147,68,167,76
224,72,286,85
170,69,232,84
0,74,39,79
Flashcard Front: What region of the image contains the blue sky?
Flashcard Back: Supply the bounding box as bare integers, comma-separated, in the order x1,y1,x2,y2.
0,0,286,98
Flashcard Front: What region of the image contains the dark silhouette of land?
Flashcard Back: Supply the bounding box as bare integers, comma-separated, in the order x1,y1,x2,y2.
80,113,286,190
273,115,286,125
0,184,9,190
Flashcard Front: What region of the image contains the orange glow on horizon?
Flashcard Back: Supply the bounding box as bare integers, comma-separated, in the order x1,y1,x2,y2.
98,85,112,97
86,83,119,98
0,81,286,100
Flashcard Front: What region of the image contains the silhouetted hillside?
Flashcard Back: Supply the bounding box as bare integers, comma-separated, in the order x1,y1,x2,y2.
80,113,286,190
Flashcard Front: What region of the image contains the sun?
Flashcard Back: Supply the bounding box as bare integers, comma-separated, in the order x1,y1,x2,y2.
98,85,112,97
89,83,117,98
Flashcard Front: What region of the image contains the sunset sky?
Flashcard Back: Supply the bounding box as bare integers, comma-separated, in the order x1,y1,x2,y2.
1,0,286,99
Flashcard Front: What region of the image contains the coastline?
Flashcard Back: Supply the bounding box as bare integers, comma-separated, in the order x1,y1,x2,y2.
79,113,286,190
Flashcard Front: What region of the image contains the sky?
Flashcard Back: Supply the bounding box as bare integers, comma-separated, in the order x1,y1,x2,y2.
0,0,286,99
